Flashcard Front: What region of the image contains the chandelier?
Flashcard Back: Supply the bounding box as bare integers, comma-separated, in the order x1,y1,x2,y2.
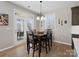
36,1,45,20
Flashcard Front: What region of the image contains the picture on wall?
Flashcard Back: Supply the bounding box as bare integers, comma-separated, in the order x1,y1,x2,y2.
0,14,8,26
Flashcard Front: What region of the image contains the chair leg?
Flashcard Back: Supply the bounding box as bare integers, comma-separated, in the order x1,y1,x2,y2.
48,41,50,51
33,50,34,57
38,41,41,57
45,41,48,54
27,42,30,54
28,44,30,54
51,39,52,46
33,44,35,57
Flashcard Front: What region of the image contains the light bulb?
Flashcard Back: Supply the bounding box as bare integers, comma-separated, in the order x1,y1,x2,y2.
41,16,45,20
36,16,40,20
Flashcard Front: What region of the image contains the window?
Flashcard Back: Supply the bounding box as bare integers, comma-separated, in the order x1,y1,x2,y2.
17,19,24,32
26,18,34,31
45,15,55,29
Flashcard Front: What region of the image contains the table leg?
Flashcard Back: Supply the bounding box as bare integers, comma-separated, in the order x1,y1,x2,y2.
38,40,41,57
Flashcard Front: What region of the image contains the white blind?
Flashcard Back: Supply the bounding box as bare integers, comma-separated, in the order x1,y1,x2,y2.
45,16,55,29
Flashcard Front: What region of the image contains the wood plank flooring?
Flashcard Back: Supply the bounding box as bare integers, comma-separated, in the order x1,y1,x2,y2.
0,42,74,57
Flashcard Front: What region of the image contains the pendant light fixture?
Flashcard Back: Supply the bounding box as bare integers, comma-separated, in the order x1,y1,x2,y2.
36,1,45,20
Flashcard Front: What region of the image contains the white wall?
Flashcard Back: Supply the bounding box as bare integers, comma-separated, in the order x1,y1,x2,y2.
54,7,71,45
44,1,79,45
0,1,36,51
45,7,72,45
0,2,14,51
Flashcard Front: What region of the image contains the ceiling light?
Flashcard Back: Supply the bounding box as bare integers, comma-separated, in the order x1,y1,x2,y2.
37,16,40,20
36,1,45,20
41,16,45,20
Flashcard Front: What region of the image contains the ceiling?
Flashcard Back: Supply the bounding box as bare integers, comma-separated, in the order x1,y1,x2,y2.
10,1,79,15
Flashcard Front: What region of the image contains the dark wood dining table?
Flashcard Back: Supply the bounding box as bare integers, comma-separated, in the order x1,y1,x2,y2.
34,32,46,57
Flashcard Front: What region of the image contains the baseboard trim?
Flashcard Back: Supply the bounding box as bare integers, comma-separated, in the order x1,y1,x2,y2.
54,40,71,46
0,45,15,52
0,42,26,52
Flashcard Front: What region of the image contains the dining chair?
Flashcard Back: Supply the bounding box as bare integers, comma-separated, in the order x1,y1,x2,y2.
41,30,52,52
26,31,32,54
47,29,52,47
40,33,50,54
26,31,39,57
46,34,50,52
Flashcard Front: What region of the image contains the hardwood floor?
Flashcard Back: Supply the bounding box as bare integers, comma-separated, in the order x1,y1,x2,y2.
0,42,74,57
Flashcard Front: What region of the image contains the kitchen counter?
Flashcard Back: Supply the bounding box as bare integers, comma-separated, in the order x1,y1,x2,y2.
73,38,79,57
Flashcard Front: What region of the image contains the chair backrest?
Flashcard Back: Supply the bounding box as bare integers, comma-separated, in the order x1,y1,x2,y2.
27,31,38,43
27,31,33,42
46,29,52,39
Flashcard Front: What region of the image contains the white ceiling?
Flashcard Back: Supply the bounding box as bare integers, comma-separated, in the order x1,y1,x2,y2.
10,1,79,14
